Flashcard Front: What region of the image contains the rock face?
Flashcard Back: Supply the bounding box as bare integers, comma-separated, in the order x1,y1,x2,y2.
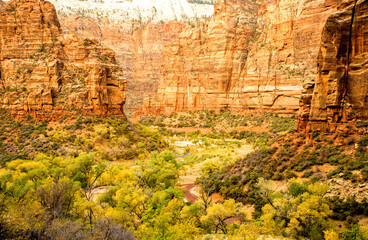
49,0,214,24
297,0,368,133
129,22,186,113
56,15,187,116
138,0,257,115
48,0,214,116
0,0,126,120
137,0,343,116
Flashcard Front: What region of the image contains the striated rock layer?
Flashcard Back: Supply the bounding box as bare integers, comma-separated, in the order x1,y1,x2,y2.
56,15,186,116
137,0,344,116
0,0,126,120
297,0,368,133
129,22,186,113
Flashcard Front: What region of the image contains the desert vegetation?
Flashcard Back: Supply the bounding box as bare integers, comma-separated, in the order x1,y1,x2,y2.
1,109,368,239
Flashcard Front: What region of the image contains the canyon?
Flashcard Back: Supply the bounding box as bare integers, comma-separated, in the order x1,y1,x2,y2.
138,0,342,116
48,0,213,115
0,2,368,239
0,0,367,132
0,0,126,120
138,0,368,133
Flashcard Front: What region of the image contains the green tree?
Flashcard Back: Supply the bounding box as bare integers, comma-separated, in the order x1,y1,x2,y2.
342,224,367,240
259,180,333,240
138,151,179,190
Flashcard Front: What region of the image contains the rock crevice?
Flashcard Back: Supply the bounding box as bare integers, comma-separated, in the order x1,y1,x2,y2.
297,0,368,133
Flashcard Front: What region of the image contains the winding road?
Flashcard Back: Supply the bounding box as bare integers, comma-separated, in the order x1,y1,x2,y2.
181,184,198,203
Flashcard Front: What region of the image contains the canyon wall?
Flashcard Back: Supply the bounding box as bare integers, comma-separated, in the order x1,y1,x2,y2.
49,0,213,116
297,0,368,133
0,0,126,120
57,16,187,116
137,0,343,116
39,0,368,129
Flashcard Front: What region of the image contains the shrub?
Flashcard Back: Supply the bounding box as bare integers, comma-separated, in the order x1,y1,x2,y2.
302,169,314,178
358,135,368,147
346,137,356,145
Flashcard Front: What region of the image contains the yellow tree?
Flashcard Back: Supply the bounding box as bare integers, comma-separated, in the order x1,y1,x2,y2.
201,199,243,234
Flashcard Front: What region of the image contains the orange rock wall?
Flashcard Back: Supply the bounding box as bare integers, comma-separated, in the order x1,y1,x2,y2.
138,0,343,116
57,16,185,115
0,0,126,120
297,0,368,133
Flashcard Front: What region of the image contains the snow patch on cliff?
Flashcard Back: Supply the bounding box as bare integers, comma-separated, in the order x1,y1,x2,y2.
48,0,214,23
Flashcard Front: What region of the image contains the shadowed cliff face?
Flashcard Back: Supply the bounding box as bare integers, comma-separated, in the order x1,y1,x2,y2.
297,0,368,133
136,0,344,116
0,0,126,120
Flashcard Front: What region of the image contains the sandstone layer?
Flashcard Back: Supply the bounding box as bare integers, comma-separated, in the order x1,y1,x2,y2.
49,0,213,116
0,0,126,120
57,16,187,116
137,0,343,116
297,0,368,133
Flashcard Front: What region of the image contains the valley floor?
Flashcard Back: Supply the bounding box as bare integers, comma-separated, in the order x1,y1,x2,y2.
1,110,368,239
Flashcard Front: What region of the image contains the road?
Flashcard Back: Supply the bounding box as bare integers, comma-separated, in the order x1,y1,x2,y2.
181,184,198,204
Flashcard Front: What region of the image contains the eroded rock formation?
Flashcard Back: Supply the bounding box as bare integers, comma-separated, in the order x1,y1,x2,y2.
57,15,186,116
138,0,257,115
129,22,186,113
297,0,368,133
137,0,343,116
0,0,126,120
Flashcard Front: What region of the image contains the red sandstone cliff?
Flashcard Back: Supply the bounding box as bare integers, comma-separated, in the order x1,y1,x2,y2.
137,0,341,116
136,0,368,134
57,16,185,116
137,0,344,116
138,0,257,115
0,0,126,120
297,0,368,133
47,0,214,116
33,0,368,129
130,22,186,113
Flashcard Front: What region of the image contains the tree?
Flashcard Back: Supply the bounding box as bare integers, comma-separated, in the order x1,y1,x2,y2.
229,222,261,240
138,198,203,240
114,181,149,224
201,199,243,234
69,153,106,227
259,179,333,240
324,229,339,240
137,151,179,190
69,153,106,201
342,224,367,240
36,177,79,220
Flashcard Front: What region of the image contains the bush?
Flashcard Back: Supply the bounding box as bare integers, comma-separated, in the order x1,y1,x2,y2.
342,224,367,240
358,135,368,147
346,137,356,145
302,169,314,178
